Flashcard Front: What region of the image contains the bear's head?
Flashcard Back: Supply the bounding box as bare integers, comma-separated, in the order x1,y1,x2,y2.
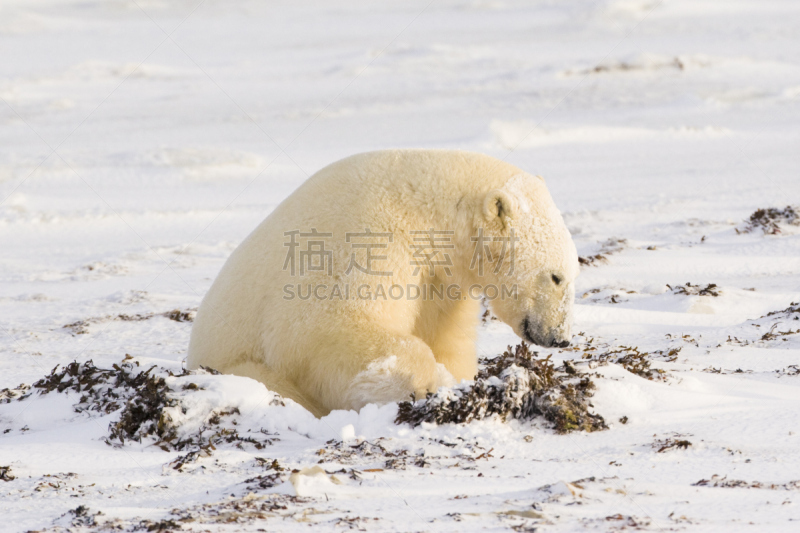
471,173,579,348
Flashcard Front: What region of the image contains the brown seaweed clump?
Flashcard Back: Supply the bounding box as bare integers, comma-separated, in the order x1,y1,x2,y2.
693,475,800,490
579,238,627,267
62,308,195,336
765,302,800,318
668,282,720,297
738,206,799,235
395,343,607,433
32,359,166,415
8,359,277,453
0,383,31,404
0,466,14,482
21,359,190,446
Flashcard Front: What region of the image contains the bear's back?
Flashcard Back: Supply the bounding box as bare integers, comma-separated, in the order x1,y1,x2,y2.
187,149,524,372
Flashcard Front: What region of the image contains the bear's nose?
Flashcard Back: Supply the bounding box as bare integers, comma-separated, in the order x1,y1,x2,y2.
553,339,570,348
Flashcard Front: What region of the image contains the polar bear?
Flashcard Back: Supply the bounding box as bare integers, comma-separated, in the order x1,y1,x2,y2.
187,150,579,417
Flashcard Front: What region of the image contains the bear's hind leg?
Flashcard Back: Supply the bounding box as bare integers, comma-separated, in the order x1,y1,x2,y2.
225,360,328,418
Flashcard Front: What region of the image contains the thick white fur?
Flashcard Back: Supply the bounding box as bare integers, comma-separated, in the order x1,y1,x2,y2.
187,150,579,417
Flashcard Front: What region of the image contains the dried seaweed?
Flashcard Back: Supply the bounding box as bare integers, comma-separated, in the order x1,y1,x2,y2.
776,365,800,377
20,359,189,447
68,505,101,527
693,475,800,490
167,494,308,525
35,494,310,532
243,458,287,490
738,206,799,235
579,238,627,267
63,309,196,336
319,438,439,470
0,383,31,404
603,514,650,528
580,287,637,304
139,519,182,532
701,366,750,375
765,302,800,318
32,472,78,494
720,303,800,348
0,466,14,482
107,367,183,447
335,516,380,529
63,320,91,335
163,309,194,322
570,57,685,76
580,345,665,381
667,282,720,297
10,358,278,454
109,388,279,453
33,359,161,415
654,437,692,453
759,323,800,342
167,450,202,472
395,343,607,433
615,349,655,379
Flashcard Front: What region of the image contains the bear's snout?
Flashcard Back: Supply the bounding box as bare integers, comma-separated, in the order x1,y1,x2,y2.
522,317,571,348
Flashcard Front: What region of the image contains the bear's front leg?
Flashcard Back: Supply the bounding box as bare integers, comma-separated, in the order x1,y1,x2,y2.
316,327,455,413
414,297,480,383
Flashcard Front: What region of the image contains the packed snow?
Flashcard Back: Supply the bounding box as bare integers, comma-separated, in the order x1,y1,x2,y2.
2,0,800,531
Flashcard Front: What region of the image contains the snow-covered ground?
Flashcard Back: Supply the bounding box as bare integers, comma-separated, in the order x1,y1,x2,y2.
2,0,800,531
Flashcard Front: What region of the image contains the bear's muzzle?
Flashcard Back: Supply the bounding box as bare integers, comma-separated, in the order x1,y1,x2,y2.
522,317,571,348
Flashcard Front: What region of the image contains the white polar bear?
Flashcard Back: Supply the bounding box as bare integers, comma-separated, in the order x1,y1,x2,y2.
187,150,579,417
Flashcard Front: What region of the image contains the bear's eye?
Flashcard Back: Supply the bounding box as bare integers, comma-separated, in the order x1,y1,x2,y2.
551,274,561,285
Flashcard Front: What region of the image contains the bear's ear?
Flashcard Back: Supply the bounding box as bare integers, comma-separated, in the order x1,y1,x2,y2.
483,189,517,225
